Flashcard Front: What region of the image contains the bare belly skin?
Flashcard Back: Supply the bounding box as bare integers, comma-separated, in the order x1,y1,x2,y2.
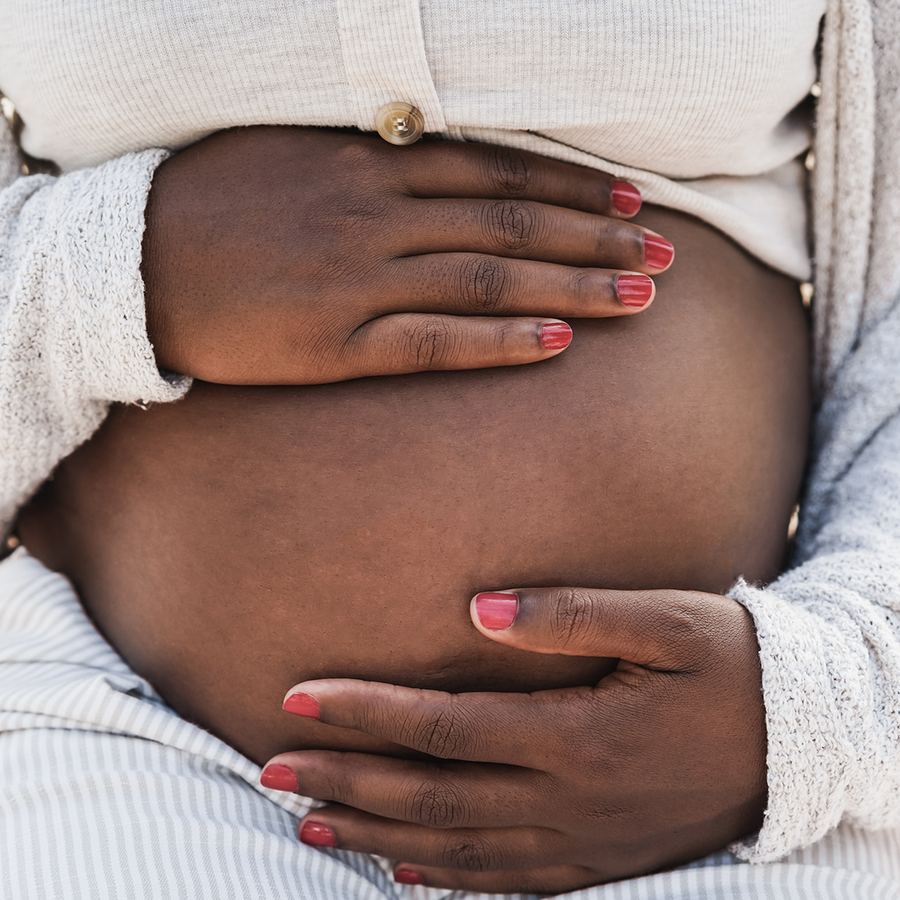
18,206,810,765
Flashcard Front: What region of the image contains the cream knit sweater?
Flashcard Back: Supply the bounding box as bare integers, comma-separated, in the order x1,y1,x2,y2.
0,0,898,866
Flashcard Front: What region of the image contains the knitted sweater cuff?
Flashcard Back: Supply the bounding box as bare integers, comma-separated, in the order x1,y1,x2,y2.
49,148,190,405
727,569,900,863
0,147,189,538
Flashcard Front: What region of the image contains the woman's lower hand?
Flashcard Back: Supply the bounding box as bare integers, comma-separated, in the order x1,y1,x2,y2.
142,127,671,383
262,587,767,894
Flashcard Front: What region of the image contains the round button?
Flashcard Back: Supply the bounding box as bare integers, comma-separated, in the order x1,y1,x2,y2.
375,102,425,146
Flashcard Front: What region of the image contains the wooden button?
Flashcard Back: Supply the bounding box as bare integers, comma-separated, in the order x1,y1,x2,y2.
375,102,425,146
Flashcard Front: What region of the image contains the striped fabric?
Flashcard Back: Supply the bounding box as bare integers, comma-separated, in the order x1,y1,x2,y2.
1,549,898,900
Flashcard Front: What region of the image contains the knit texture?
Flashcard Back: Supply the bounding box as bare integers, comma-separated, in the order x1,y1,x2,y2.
0,118,187,532
728,0,900,862
0,0,823,280
0,0,898,866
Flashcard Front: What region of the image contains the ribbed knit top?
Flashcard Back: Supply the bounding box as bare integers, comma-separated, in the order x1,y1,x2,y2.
0,0,825,278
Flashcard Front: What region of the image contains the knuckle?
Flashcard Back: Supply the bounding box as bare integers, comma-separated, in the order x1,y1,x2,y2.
573,799,630,825
654,593,717,662
411,780,469,829
411,702,477,759
567,269,596,308
406,318,456,370
550,588,600,652
320,768,352,805
590,215,616,256
655,593,707,640
444,833,498,873
461,256,512,314
324,195,394,243
492,318,520,354
334,140,387,179
486,145,532,197
486,199,539,253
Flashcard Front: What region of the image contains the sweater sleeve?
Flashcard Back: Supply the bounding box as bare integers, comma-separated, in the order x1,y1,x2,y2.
728,293,900,862
0,112,189,539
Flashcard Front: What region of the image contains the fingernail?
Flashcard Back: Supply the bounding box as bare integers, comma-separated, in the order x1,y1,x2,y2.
299,820,338,848
283,692,321,719
394,868,425,886
644,234,674,270
474,592,519,630
541,322,572,351
610,180,642,216
260,763,299,792
616,274,654,308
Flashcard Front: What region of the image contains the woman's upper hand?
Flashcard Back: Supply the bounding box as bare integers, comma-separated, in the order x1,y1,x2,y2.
141,127,672,383
262,587,766,894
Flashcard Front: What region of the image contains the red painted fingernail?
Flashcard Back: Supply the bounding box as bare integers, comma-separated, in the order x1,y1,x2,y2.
616,274,654,308
299,820,337,848
644,234,674,270
474,592,519,630
394,868,425,886
260,763,299,792
283,692,321,719
610,180,642,216
541,322,572,351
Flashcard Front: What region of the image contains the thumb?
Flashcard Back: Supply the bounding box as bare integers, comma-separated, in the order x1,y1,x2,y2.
469,587,748,670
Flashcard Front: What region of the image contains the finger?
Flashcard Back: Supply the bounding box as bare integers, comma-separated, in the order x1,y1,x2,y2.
278,679,574,766
470,588,749,670
399,140,642,219
402,198,673,272
389,254,654,318
345,313,574,377
392,862,595,894
261,751,543,828
295,805,566,873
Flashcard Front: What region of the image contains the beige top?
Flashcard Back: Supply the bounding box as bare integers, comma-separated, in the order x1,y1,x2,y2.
0,0,825,278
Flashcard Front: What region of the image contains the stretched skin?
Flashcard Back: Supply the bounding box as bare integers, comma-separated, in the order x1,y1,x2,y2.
20,205,810,766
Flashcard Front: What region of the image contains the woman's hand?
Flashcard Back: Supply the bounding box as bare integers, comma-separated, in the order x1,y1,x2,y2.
142,127,672,383
262,587,767,894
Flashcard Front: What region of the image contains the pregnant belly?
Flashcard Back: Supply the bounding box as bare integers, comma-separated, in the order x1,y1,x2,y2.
18,207,810,766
